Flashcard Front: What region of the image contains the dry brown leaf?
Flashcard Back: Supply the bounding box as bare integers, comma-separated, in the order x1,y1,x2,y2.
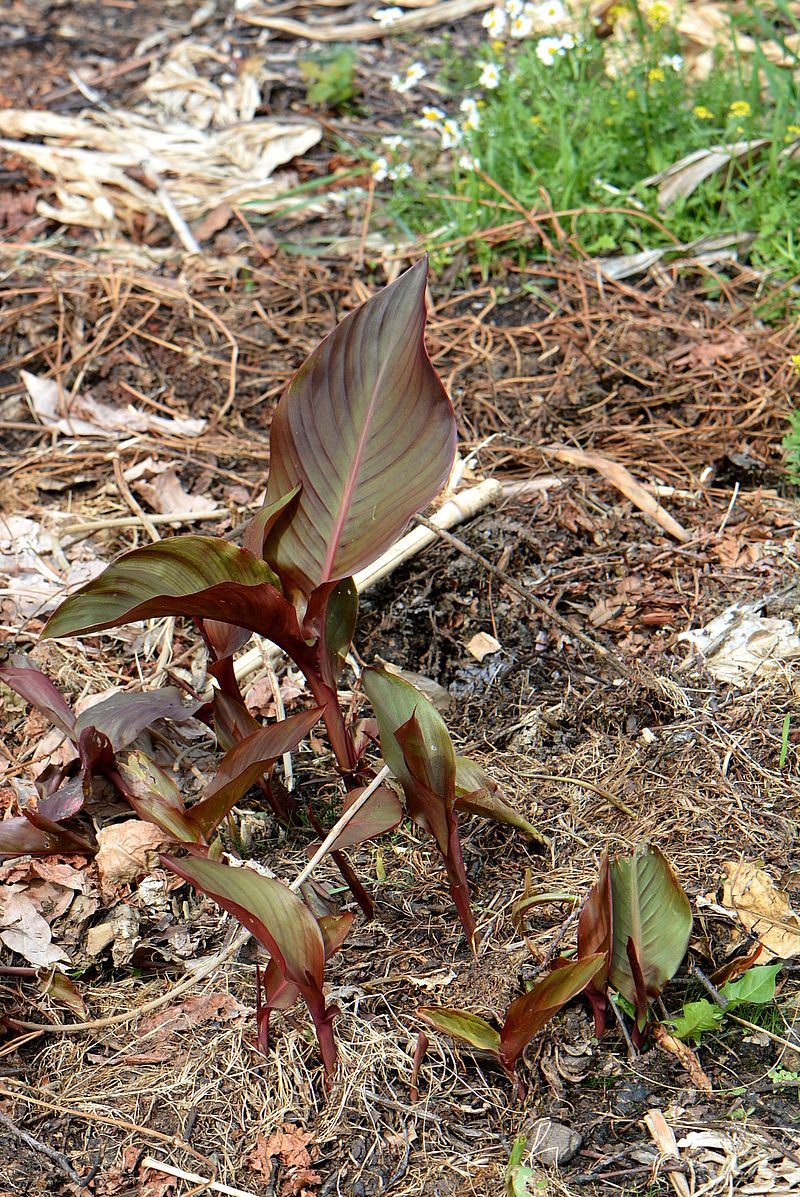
641,140,769,210
248,1124,320,1194
193,203,235,242
0,107,320,234
95,820,168,898
652,1022,713,1093
0,891,69,967
239,0,492,41
22,371,207,439
547,446,691,543
137,992,250,1041
669,332,750,370
466,632,501,662
134,468,219,516
721,861,800,960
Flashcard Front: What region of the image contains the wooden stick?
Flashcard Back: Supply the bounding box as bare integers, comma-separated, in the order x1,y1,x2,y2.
239,0,493,41
291,765,390,891
141,1157,261,1197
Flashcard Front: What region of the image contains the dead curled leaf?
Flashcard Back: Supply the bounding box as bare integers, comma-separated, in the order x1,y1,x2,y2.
248,1124,321,1194
721,860,800,960
0,891,69,967
641,140,770,209
95,820,170,898
22,371,207,439
138,992,250,1041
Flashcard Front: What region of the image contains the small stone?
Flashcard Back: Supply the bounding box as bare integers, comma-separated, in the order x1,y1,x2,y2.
527,1118,582,1167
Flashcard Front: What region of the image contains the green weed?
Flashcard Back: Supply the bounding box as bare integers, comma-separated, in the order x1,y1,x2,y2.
371,1,800,280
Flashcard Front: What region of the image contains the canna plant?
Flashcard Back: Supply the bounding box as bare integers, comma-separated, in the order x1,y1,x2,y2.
418,954,605,1096
25,259,543,1079
572,845,693,1043
422,844,692,1094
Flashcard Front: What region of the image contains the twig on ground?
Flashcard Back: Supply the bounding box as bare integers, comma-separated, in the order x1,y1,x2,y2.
527,772,636,818
0,1084,209,1164
412,513,631,679
141,1157,261,1197
112,455,161,543
0,1109,85,1186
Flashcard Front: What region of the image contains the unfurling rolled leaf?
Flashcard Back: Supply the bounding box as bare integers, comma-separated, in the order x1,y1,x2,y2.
258,910,354,1054
188,707,323,838
242,484,302,558
263,258,457,600
42,536,293,641
417,1007,502,1055
162,853,341,1081
363,665,455,851
609,845,692,1027
500,955,605,1072
454,756,548,848
363,665,475,947
319,577,358,687
116,750,200,842
576,851,613,1035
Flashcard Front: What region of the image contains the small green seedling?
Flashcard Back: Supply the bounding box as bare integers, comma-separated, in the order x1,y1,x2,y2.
669,963,783,1044
300,46,358,109
780,712,791,768
505,1136,543,1196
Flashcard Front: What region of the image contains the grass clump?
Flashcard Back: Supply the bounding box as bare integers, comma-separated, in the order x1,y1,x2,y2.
371,0,800,276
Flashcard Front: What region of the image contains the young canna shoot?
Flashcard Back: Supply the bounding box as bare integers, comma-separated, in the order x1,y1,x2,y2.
162,852,352,1083
419,954,604,1095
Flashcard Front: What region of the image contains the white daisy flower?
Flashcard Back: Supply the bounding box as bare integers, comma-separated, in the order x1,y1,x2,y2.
417,104,446,128
557,31,576,49
479,61,501,88
390,162,413,179
371,156,390,181
373,6,404,24
459,96,481,130
535,35,562,63
661,53,683,71
510,12,534,36
390,61,427,93
482,5,507,35
506,0,524,17
440,117,463,148
458,152,481,171
382,134,405,149
534,0,566,23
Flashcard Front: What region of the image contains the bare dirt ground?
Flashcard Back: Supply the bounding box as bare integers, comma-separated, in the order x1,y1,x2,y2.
2,3,800,1196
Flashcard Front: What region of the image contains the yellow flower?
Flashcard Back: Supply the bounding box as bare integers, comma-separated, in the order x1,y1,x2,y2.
728,100,751,119
608,3,627,19
791,354,800,373
491,39,505,53
530,114,542,125
625,86,637,99
646,0,671,28
786,124,800,141
648,67,665,83
693,105,713,120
